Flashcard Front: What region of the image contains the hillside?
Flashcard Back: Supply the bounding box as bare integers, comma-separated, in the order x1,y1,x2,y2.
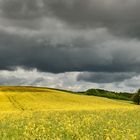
0,86,140,140
0,86,134,111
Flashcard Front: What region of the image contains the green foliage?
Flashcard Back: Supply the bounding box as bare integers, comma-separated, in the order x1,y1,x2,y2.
132,89,140,105
86,89,133,101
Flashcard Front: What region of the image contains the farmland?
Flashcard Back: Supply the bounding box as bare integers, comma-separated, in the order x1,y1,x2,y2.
0,86,139,140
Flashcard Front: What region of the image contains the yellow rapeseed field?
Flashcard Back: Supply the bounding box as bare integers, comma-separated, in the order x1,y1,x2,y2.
0,86,139,140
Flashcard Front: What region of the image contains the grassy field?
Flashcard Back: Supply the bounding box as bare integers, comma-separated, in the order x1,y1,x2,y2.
0,86,139,140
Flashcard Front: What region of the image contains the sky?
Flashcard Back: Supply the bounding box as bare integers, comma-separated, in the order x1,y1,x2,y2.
0,0,140,92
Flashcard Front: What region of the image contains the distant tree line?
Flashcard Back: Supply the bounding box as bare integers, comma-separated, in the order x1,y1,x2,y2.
84,89,133,101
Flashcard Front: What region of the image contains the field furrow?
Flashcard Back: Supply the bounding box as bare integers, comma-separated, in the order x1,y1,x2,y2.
0,87,139,140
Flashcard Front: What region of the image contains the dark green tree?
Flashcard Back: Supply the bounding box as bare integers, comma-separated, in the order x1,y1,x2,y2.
132,89,140,105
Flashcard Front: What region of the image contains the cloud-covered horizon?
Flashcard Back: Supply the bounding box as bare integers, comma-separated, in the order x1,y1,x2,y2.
0,0,140,91
0,67,138,93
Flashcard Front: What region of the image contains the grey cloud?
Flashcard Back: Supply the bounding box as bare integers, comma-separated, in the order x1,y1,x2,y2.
45,0,140,37
0,68,83,91
0,68,46,86
1,0,140,86
123,76,140,88
29,77,45,86
0,0,45,20
45,0,139,22
77,72,137,83
0,68,138,92
3,0,139,23
0,27,140,73
1,0,140,38
0,76,24,85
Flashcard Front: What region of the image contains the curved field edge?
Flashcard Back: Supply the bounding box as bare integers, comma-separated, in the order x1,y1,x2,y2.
0,86,139,140
0,86,136,111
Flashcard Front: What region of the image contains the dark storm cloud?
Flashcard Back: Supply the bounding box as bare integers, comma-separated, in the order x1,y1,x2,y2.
77,72,137,83
44,0,140,37
0,0,140,86
0,0,44,19
0,29,140,74
1,0,140,37
2,0,140,22
0,30,103,73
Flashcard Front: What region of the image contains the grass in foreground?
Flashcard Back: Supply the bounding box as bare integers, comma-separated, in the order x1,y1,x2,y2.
0,86,139,140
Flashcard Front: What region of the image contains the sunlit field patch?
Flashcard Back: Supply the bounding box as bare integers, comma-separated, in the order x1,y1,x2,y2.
0,87,139,140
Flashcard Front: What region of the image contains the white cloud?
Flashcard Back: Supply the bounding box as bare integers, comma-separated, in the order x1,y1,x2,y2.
0,67,138,93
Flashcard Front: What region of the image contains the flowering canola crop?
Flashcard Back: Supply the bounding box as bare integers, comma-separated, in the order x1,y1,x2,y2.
0,87,139,140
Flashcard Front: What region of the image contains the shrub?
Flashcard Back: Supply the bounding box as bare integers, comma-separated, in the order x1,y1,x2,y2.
132,89,140,105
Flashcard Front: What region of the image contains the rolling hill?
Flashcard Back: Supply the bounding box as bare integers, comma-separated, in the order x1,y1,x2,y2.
0,86,139,140
0,86,134,111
